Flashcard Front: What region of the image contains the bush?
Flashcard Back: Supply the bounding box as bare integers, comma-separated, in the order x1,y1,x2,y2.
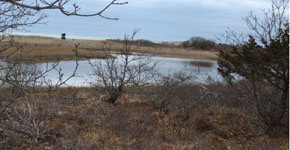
151,71,195,114
216,43,233,51
90,31,157,104
183,36,217,50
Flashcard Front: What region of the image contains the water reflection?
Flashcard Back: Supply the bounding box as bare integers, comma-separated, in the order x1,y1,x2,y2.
183,60,214,68
38,55,224,86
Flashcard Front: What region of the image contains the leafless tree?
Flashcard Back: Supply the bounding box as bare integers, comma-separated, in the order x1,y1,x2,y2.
89,30,157,104
217,0,288,46
0,0,127,112
243,0,288,44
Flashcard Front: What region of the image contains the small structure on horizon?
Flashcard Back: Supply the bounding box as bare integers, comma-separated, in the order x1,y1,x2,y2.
61,33,66,40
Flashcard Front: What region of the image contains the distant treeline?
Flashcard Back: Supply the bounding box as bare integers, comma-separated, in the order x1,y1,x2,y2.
106,39,178,48
107,37,234,51
182,36,233,51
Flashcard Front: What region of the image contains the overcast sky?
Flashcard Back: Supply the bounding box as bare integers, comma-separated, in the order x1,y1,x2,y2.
15,0,272,42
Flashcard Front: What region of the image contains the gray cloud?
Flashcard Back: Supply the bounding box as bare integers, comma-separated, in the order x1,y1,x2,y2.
15,0,271,42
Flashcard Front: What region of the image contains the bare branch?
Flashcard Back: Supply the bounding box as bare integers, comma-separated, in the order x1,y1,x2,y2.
89,30,157,104
3,0,128,19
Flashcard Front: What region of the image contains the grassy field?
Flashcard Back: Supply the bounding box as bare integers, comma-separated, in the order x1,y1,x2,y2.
0,35,218,62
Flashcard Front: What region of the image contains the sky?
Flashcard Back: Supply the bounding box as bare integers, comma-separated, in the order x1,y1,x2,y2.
14,0,272,42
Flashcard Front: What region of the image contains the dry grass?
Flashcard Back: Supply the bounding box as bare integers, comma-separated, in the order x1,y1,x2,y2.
92,40,218,60
1,35,218,62
0,84,288,150
0,35,111,62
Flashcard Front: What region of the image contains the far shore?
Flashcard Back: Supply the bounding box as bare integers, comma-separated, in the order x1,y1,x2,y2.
1,35,218,62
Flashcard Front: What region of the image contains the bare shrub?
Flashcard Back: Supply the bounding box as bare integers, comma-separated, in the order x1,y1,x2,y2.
3,101,48,149
89,30,157,104
150,72,261,120
42,87,90,105
150,70,201,120
0,44,80,116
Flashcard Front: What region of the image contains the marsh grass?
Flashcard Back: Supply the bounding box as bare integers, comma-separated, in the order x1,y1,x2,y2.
3,35,218,62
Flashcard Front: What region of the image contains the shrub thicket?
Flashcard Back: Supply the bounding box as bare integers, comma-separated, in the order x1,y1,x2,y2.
183,36,217,50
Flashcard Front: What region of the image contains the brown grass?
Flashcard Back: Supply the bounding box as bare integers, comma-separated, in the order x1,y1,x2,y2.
1,35,218,62
0,84,288,150
0,36,111,62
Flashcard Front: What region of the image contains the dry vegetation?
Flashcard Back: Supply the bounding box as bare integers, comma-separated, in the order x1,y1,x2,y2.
1,35,218,62
0,36,110,62
0,81,288,150
0,33,287,150
0,0,287,149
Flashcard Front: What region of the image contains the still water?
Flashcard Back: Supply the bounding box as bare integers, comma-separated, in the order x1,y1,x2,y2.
41,55,224,86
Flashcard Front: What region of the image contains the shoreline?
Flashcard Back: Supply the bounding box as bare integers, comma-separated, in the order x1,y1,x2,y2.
1,35,218,62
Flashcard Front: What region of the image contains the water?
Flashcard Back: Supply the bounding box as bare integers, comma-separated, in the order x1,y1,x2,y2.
39,55,224,87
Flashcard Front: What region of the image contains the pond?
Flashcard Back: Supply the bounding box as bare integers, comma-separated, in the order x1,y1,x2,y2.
41,55,225,86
